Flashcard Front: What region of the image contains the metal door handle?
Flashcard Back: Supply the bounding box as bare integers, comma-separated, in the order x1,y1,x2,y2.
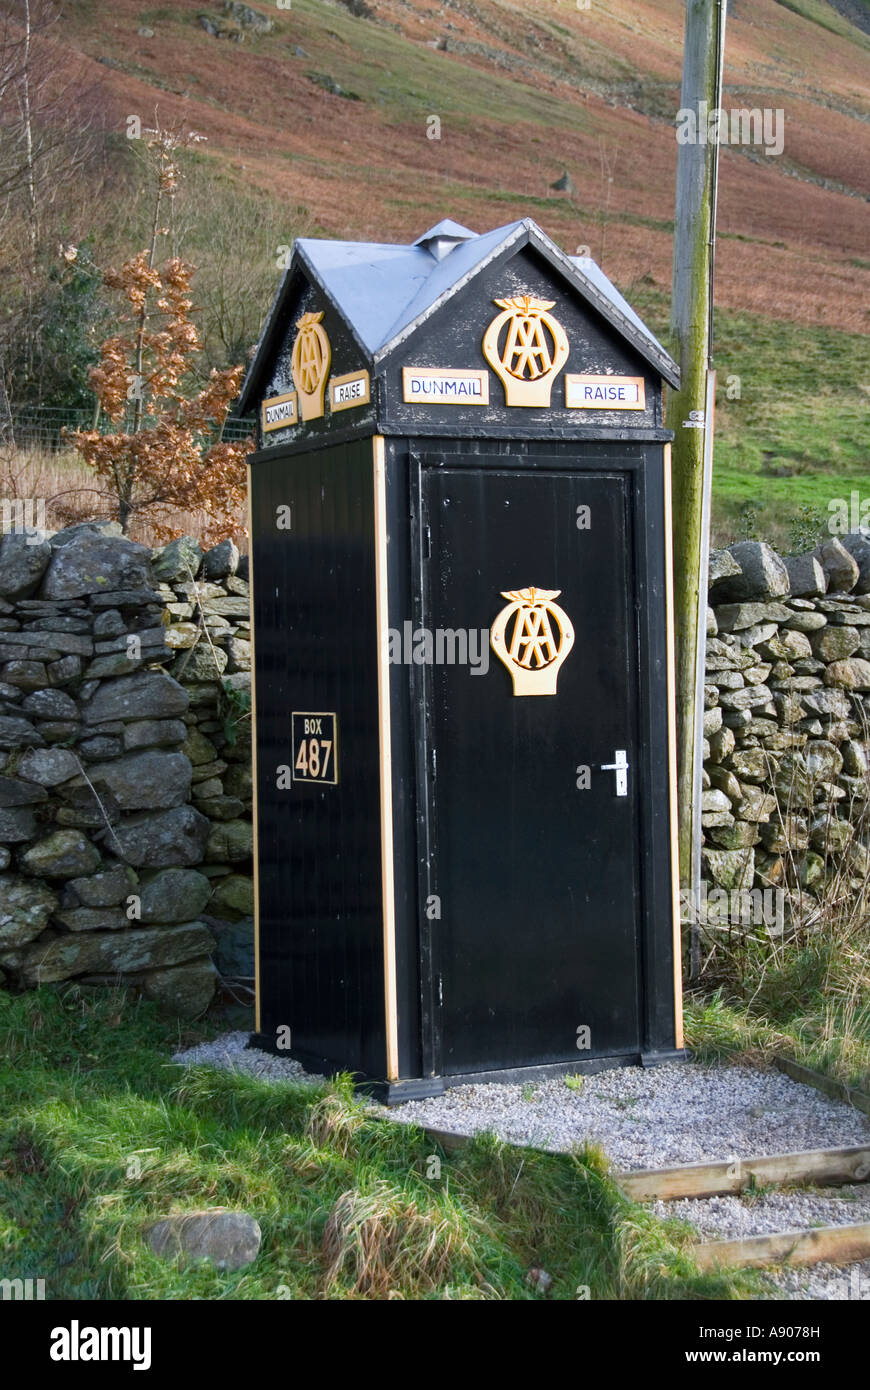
601,749,629,796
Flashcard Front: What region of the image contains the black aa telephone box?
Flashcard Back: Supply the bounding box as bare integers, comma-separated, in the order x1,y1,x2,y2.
239,217,685,1101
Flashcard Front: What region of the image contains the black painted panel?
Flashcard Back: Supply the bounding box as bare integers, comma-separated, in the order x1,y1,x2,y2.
419,460,642,1073
250,439,386,1078
249,432,679,1083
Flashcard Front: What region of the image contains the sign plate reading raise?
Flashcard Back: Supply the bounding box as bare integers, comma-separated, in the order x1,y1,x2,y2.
262,391,299,432
329,370,370,412
403,367,489,406
292,713,338,785
565,374,645,410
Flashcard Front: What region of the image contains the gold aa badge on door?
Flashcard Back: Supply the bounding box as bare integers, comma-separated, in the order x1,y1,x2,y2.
490,587,574,696
291,311,331,420
482,295,569,407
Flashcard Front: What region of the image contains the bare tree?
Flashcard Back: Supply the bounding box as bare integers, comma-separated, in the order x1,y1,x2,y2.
0,0,104,404
0,1,98,245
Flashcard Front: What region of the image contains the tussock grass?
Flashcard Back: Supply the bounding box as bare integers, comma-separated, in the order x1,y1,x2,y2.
686,987,870,1093
689,740,870,1090
686,921,870,1088
321,1181,477,1297
305,1089,369,1157
0,987,760,1300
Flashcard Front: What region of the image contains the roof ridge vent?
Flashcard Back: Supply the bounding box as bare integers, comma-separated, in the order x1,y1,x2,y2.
413,218,477,262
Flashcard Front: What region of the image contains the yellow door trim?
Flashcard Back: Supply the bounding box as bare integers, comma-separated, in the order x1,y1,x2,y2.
663,441,684,1048
246,468,263,1035
373,435,400,1080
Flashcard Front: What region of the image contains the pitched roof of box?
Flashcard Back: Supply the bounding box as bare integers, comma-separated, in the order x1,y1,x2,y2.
239,216,679,410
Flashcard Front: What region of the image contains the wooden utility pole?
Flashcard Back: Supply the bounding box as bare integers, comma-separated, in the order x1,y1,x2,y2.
667,0,727,969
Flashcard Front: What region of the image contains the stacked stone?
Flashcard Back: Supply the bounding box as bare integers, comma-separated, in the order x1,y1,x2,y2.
0,522,253,1017
701,533,870,920
150,535,254,983
10,515,870,1006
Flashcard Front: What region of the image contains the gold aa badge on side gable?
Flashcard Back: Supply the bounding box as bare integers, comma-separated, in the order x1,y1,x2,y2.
291,311,332,420
490,587,574,696
482,295,569,407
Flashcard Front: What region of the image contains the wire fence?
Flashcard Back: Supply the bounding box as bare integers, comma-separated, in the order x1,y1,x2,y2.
0,404,255,452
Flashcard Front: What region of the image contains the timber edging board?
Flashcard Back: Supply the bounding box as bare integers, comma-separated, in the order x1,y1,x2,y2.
417,1127,870,1200
423,1126,470,1155
775,1056,870,1117
692,1221,870,1272
416,1126,870,1268
415,1122,870,1270
617,1144,870,1201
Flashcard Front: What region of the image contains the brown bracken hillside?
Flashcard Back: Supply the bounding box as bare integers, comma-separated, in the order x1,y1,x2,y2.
17,0,870,334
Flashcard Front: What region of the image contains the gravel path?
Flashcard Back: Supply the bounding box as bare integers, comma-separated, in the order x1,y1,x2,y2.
172,1037,869,1169
654,1185,870,1241
386,1063,870,1169
762,1258,870,1301
655,1188,870,1302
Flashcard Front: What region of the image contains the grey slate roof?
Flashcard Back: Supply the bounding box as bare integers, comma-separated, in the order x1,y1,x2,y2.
238,217,679,410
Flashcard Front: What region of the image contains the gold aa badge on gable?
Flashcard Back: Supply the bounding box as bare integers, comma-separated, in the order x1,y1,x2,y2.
490,587,575,696
291,311,331,420
482,295,569,407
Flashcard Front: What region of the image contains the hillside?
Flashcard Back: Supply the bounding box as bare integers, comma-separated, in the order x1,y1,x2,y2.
6,0,870,538
48,0,869,317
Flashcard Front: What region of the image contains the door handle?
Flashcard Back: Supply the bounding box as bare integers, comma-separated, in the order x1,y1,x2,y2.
601,750,629,796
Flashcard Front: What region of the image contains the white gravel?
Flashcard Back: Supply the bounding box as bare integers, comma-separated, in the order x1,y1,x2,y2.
655,1188,870,1303
654,1185,870,1240
171,1039,869,1170
761,1258,870,1301
172,1029,324,1082
386,1063,870,1169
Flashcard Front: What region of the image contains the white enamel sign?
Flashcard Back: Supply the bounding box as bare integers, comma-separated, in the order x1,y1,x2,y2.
565,374,646,410
402,367,489,405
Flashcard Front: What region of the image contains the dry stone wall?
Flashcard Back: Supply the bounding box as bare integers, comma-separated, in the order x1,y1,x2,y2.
0,522,253,1016
4,519,870,1016
701,533,870,927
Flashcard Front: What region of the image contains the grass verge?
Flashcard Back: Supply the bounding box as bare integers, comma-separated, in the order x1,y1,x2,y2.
685,989,870,1094
623,283,870,552
0,986,759,1300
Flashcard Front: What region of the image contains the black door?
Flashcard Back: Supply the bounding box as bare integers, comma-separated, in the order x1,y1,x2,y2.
419,461,642,1075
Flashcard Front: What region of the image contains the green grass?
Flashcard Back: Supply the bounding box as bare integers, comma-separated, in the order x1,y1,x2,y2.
0,987,760,1300
773,0,870,46
685,985,870,1094
623,281,870,549
711,310,870,547
277,0,596,133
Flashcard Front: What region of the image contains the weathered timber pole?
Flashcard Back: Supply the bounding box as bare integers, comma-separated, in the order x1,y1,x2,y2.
667,0,727,972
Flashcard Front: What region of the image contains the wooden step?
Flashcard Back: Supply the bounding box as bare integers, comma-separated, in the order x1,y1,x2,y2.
692,1221,870,1271
616,1144,870,1201
775,1057,870,1117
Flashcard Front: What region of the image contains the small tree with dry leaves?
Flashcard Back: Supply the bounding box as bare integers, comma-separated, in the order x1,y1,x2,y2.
71,119,252,540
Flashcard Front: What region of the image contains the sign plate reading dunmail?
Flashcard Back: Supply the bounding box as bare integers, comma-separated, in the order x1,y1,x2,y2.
402,367,489,405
